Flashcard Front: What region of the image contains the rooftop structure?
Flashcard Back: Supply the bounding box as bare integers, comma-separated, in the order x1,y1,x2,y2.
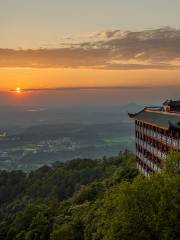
129,100,180,176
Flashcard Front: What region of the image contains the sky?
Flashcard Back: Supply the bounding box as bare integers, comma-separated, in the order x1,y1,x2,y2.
1,0,180,49
0,0,180,91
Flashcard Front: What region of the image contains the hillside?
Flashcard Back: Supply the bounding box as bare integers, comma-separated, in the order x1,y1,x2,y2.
0,151,179,240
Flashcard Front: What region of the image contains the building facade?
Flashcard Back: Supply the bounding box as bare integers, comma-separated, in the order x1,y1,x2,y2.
129,100,180,176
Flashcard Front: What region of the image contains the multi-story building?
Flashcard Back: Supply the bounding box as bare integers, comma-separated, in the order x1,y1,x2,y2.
129,100,180,176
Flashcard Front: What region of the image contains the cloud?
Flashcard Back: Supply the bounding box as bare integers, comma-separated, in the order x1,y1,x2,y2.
0,27,180,70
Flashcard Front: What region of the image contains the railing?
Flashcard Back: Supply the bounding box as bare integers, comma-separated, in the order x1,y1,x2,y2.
136,139,167,160
136,162,149,176
136,126,180,149
137,151,161,172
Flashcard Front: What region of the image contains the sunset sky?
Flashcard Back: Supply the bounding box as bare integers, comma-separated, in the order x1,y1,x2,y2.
0,0,180,91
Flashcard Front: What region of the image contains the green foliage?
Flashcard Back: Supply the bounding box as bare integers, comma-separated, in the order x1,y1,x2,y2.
163,151,180,174
6,203,52,240
93,174,180,240
50,223,75,240
72,181,105,204
0,151,179,240
50,218,84,240
0,170,26,205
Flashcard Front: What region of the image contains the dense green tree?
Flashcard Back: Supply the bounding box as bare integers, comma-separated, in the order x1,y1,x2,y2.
50,218,84,240
163,151,180,174
50,223,75,240
0,151,179,240
25,212,50,240
87,173,180,240
0,170,26,205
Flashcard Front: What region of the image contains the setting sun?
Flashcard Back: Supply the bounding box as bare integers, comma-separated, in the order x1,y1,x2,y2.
16,87,21,93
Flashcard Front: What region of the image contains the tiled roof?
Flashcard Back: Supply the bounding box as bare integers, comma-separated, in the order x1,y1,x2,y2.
163,100,180,107
129,109,180,129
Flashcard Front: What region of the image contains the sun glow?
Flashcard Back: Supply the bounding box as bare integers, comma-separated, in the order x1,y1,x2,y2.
16,87,21,93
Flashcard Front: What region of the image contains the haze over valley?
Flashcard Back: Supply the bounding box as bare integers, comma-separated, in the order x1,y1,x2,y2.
0,86,180,171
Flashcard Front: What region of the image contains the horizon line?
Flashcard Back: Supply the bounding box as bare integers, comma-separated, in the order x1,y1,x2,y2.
0,85,179,93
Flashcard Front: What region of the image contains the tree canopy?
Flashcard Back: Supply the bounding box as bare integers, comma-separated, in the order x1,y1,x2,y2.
0,151,179,240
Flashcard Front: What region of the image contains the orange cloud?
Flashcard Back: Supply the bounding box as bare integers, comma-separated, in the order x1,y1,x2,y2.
0,27,180,70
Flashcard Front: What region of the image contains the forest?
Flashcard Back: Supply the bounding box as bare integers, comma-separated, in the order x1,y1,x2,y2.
0,151,179,240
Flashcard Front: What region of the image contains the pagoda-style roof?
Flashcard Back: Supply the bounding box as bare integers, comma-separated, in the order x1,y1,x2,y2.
163,100,180,107
128,109,180,130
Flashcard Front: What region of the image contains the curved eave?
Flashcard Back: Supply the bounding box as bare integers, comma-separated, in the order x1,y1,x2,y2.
128,109,146,119
128,113,137,118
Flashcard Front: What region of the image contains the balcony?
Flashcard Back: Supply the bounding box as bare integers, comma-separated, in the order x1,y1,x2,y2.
136,126,180,149
137,151,161,172
137,162,149,176
136,139,167,160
